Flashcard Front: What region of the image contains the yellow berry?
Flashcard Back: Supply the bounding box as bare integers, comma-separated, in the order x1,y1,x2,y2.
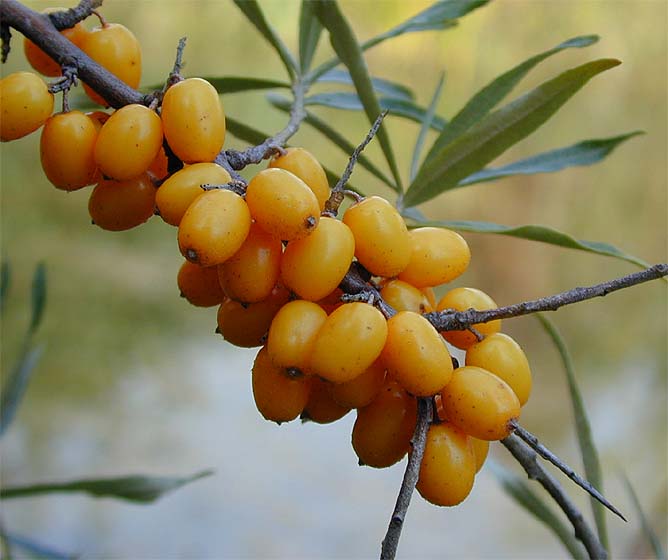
88,173,156,231
470,437,489,473
329,359,387,409
177,260,226,308
269,147,330,210
0,72,54,141
437,287,501,350
380,279,433,314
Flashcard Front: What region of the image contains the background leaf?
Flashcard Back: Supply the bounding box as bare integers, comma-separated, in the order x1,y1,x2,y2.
536,314,609,551
622,474,667,560
410,72,446,181
1,471,213,503
299,0,322,73
316,69,414,101
3,532,74,560
0,346,45,437
405,58,620,206
142,77,290,95
425,35,599,161
29,262,46,334
459,131,643,186
0,261,9,314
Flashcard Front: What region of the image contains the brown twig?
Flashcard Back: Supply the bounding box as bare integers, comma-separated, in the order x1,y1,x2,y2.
48,0,103,30
424,264,668,331
1,22,11,63
380,397,432,560
502,434,607,560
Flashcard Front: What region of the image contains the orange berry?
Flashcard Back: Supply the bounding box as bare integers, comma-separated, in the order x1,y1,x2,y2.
437,287,501,350
417,423,476,506
302,377,350,424
177,260,226,308
85,110,110,131
252,346,311,423
343,196,411,277
398,227,470,288
156,163,231,226
178,189,251,267
281,217,355,301
380,279,433,314
80,23,141,106
246,168,320,241
269,147,330,210
0,72,54,141
328,359,387,409
148,145,170,181
470,437,490,473
352,380,417,468
88,173,155,231
40,111,98,190
441,366,521,441
94,104,163,181
161,77,225,163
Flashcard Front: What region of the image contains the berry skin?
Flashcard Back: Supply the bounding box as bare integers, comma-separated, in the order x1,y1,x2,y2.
246,168,320,241
302,377,351,424
398,227,470,288
161,78,225,163
470,437,489,473
382,311,453,397
266,300,327,373
216,284,290,348
156,162,231,226
94,104,163,181
441,366,521,441
88,173,156,231
351,380,417,468
0,72,54,141
437,287,501,350
40,111,98,191
466,333,532,406
281,217,355,301
177,260,226,308
417,423,476,507
178,189,251,267
380,279,433,314
148,145,170,181
342,196,412,278
269,147,330,210
309,302,388,384
329,359,387,409
80,23,141,106
252,346,311,423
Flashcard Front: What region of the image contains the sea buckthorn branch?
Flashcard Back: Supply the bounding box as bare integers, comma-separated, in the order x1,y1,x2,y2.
380,397,433,560
338,262,396,319
502,434,607,560
0,0,146,108
424,263,668,331
48,0,102,30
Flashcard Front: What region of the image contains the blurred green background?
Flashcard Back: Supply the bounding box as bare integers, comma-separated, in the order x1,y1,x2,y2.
1,0,666,558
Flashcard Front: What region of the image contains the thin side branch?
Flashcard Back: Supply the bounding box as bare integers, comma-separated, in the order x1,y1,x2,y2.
380,397,432,560
502,434,607,560
47,0,103,30
425,264,667,331
510,421,626,521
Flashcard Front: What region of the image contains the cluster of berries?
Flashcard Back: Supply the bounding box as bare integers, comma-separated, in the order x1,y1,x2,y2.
0,11,533,509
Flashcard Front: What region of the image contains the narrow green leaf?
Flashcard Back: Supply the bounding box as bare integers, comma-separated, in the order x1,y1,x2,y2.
29,262,46,334
313,0,403,190
0,345,44,436
425,35,599,161
232,0,298,78
141,77,290,96
317,69,414,101
404,219,651,269
492,461,587,559
0,261,10,314
303,92,446,130
1,470,213,503
459,131,643,186
267,93,395,187
410,73,446,182
536,314,609,551
622,474,667,560
4,532,73,560
299,0,323,74
406,58,620,206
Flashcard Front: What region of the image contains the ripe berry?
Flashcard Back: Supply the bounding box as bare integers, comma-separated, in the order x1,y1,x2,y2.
281,217,355,301
252,346,311,423
470,437,489,473
342,196,412,278
302,377,351,424
246,168,320,241
40,111,98,190
269,147,330,210
148,145,170,181
177,260,226,308
382,311,453,396
328,359,387,409
178,189,251,267
161,77,225,163
88,173,156,231
437,287,501,350
398,227,470,288
80,23,141,106
416,423,476,507
0,72,54,141
94,104,163,181
351,380,417,468
266,300,327,373
441,366,521,441
309,302,388,384
380,279,433,314
466,332,532,406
